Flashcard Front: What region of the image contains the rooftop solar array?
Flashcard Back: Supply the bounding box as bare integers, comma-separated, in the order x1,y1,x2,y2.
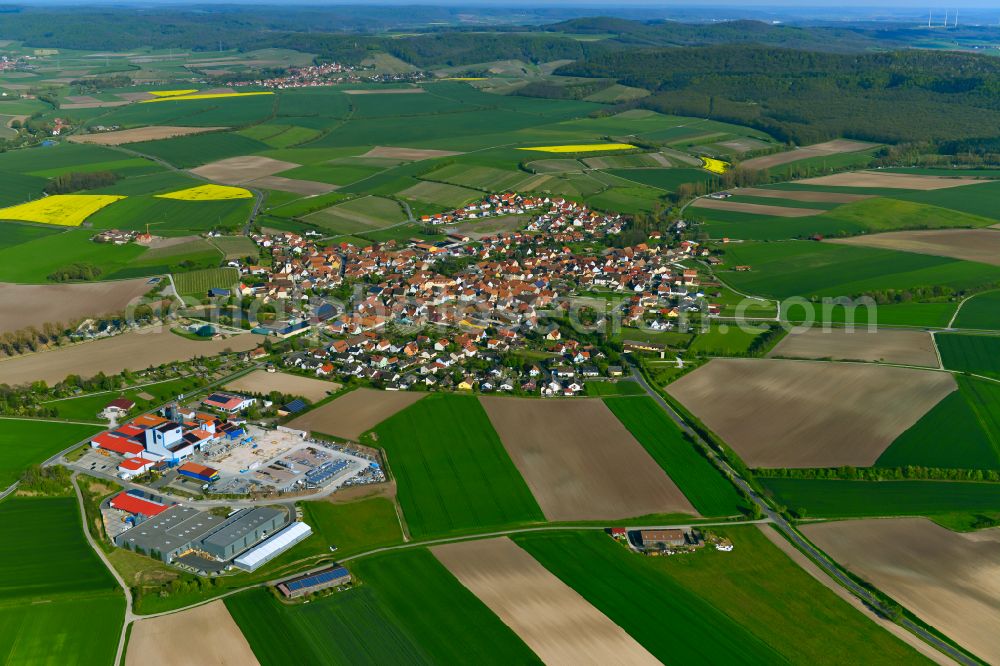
285,567,350,592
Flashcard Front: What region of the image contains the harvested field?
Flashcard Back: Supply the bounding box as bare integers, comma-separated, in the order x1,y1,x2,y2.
115,92,155,102
60,101,128,109
731,187,875,204
797,171,988,190
828,229,1000,266
362,146,462,161
248,175,336,195
479,396,696,520
190,156,299,184
126,600,259,666
0,278,153,335
433,537,659,666
667,359,955,468
0,328,260,386
691,198,824,217
802,518,1000,665
741,139,878,170
343,87,425,95
768,328,939,367
287,387,424,440
754,525,953,666
225,369,339,401
69,126,227,146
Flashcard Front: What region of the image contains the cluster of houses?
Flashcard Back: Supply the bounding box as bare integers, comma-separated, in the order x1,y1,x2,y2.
225,62,356,89
232,193,720,395
90,392,255,479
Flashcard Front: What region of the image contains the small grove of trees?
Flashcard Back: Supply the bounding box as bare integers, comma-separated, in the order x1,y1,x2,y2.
44,170,119,195
18,464,72,495
47,262,102,282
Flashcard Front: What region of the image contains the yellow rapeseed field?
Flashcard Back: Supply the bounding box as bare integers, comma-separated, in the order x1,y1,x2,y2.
148,89,199,98
0,194,125,226
518,143,636,153
156,184,253,201
701,157,730,174
139,92,274,104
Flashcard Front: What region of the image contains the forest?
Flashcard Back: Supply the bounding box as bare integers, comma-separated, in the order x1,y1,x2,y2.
557,46,1000,144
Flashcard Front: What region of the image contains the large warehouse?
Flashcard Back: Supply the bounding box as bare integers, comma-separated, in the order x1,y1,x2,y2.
115,505,289,565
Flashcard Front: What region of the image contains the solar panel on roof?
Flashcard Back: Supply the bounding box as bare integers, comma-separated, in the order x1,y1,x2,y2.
285,567,349,592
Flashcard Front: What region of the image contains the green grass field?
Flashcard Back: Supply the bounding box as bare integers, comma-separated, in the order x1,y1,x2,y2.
128,132,269,169
44,378,197,423
583,380,645,396
876,378,1000,470
819,198,997,233
226,548,539,665
723,240,1000,300
889,179,1000,221
172,267,239,296
297,498,403,559
0,228,147,283
937,333,1000,377
304,196,405,234
514,528,925,664
398,180,481,208
374,394,544,537
688,325,766,355
762,477,1000,522
0,497,124,666
422,163,533,191
954,291,1000,330
604,396,745,516
0,420,103,488
693,207,865,241
606,167,717,191
781,299,957,328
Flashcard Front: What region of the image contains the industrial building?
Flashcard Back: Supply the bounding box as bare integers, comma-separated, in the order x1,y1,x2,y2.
200,507,285,560
234,521,312,572
177,462,220,483
202,392,256,414
278,565,351,598
115,505,289,565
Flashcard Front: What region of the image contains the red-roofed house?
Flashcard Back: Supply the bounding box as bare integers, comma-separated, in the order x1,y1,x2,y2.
109,492,168,517
91,432,145,457
103,397,135,418
201,392,255,414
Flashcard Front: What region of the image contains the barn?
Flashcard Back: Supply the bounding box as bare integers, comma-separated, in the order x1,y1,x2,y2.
277,564,350,598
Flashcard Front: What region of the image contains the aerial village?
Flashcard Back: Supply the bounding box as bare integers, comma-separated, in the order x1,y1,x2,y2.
242,192,716,395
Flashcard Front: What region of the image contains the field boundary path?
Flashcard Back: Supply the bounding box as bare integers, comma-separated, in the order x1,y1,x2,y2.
72,473,135,666
628,364,982,666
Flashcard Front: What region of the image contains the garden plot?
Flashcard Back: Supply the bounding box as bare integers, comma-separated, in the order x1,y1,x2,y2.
433,537,659,666
828,228,1000,266
797,171,988,190
68,126,227,145
802,518,1000,665
0,277,154,334
768,328,939,367
224,369,339,402
741,139,879,170
691,198,824,217
479,396,696,520
287,387,424,440
126,600,259,666
667,358,955,468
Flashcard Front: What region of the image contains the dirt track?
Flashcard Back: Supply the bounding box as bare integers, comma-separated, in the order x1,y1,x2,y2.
802,518,1000,665
828,228,1000,266
68,126,227,145
691,198,824,217
731,187,875,204
797,171,988,190
741,139,878,170
287,388,424,440
433,537,659,666
225,369,340,401
0,328,260,386
0,278,154,335
667,359,955,468
768,328,940,367
126,600,259,666
480,396,696,520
